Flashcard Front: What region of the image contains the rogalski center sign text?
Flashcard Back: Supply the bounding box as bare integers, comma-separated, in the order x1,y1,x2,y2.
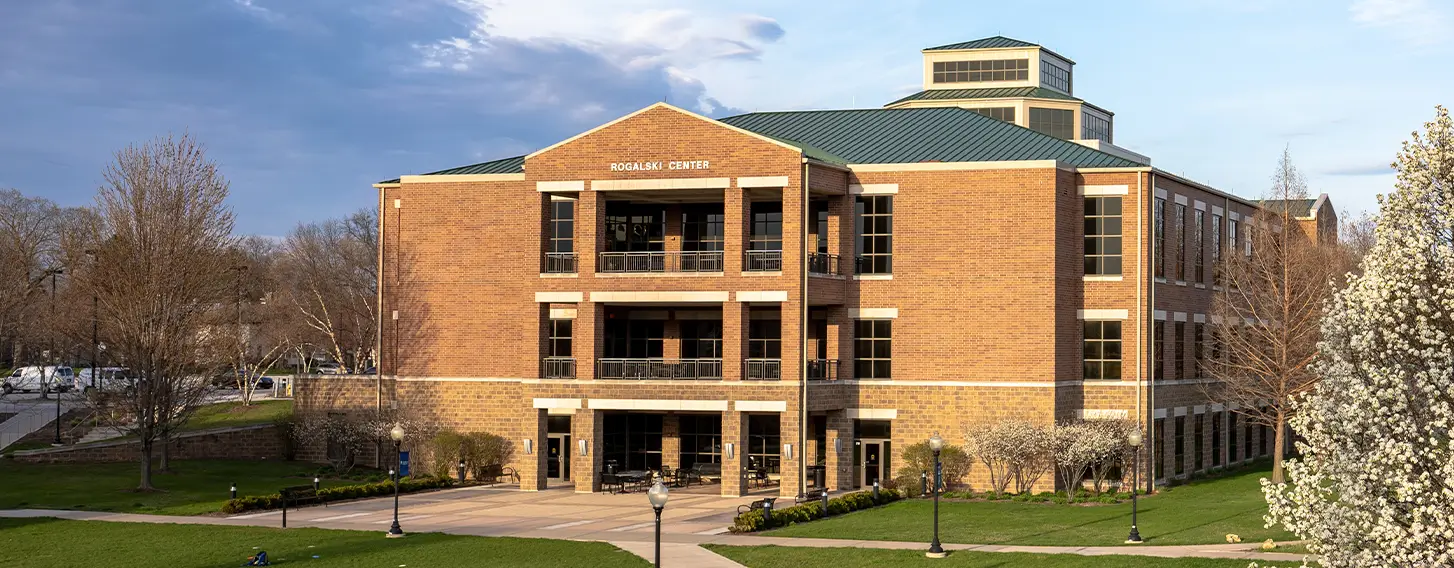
608,160,710,172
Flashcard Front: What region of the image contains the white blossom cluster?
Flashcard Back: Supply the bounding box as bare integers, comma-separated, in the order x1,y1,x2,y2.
1262,107,1454,568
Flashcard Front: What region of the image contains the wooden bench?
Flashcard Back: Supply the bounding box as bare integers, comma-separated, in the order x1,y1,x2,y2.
280,485,322,508
479,464,518,486
795,488,826,505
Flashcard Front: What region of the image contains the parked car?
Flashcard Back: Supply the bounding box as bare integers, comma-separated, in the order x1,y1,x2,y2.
3,366,75,394
315,362,345,375
212,369,271,390
76,367,132,392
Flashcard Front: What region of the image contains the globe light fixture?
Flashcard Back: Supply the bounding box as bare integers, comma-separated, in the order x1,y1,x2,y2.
647,481,670,567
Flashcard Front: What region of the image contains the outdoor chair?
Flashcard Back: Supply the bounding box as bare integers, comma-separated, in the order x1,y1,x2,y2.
601,472,622,494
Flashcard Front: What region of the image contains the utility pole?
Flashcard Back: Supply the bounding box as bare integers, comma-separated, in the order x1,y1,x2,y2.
48,267,64,446
87,249,98,389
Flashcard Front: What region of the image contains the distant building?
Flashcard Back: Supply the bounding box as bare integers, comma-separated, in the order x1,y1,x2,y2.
300,37,1326,495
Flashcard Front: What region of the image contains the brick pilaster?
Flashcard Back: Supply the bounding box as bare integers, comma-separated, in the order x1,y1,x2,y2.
778,409,803,498
573,409,604,492
725,187,749,275
723,301,747,381
576,191,605,276
721,410,747,496
825,410,853,490
576,302,603,381
661,414,680,469
520,408,549,491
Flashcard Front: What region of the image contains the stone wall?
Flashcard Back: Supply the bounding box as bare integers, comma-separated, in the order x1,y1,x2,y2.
11,424,284,464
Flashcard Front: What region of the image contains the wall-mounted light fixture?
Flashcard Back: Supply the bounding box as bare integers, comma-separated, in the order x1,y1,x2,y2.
523,439,533,455
578,439,588,457
725,442,735,459
834,438,842,453
783,443,794,460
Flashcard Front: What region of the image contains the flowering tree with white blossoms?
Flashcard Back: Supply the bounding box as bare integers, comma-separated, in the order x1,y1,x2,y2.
1263,107,1454,567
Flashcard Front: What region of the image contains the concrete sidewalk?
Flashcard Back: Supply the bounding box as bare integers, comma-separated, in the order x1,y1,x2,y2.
1,508,1311,564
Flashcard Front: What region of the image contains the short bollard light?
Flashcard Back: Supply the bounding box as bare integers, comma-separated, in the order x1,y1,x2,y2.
920,471,928,497
457,460,467,482
230,483,237,500
313,477,320,491
762,497,775,525
820,490,829,519
872,480,880,503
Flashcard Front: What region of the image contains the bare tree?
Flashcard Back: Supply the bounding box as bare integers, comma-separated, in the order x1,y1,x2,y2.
1338,208,1377,272
1204,149,1347,484
0,189,65,368
279,209,378,372
76,133,236,489
225,236,296,405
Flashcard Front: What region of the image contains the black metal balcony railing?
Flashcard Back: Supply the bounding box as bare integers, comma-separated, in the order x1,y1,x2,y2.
598,358,723,380
745,358,782,380
807,359,840,381
598,251,724,273
744,250,783,272
544,253,577,274
542,357,576,379
808,253,840,276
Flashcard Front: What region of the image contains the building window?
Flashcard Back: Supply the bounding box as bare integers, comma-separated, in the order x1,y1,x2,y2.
1174,203,1186,281
1194,323,1205,377
750,202,782,252
854,319,892,379
1174,415,1186,476
1212,411,1223,467
1228,218,1240,265
1154,198,1166,279
1211,213,1223,285
933,59,1029,83
854,196,892,274
1228,412,1239,464
1194,414,1205,472
1082,320,1121,380
680,320,722,359
1244,225,1254,257
747,416,782,474
969,107,1016,123
550,201,574,253
679,414,721,470
549,319,572,358
1251,413,1260,459
1154,320,1165,381
748,318,782,360
1084,197,1122,275
811,202,829,254
1041,59,1072,93
1174,321,1185,380
1154,418,1166,479
1193,210,1205,283
683,206,724,252
1028,107,1075,140
1082,111,1111,142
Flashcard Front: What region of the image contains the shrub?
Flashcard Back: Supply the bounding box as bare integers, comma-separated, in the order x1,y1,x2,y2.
964,420,1053,495
427,430,468,479
894,440,972,492
220,475,453,514
273,417,298,461
729,489,903,533
462,431,513,480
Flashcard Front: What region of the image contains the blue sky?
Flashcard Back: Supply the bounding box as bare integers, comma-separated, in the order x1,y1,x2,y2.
3,0,1449,236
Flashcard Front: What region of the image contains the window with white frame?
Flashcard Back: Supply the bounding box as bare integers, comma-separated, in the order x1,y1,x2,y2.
1082,320,1122,380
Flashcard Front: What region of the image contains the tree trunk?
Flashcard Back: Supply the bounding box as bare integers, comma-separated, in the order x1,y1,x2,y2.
138,439,155,490
159,431,172,473
1271,412,1287,484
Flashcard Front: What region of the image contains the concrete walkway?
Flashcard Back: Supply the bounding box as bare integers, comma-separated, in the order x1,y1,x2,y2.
0,505,1311,564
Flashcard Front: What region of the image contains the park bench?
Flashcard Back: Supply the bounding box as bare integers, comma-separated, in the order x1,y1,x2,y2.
479,464,518,486
736,497,775,515
280,485,322,508
794,488,826,505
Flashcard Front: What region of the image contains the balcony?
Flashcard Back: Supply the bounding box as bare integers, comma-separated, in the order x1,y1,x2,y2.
807,253,841,276
544,253,577,274
598,358,723,380
598,251,723,274
745,358,781,380
542,357,576,379
744,250,782,272
807,359,840,381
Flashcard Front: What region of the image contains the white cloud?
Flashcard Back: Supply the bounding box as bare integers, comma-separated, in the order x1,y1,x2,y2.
1350,0,1450,45
231,0,282,22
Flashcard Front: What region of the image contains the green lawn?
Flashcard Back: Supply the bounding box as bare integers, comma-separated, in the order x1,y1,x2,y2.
0,517,648,568
180,399,292,432
0,459,350,515
707,545,1280,568
766,464,1295,546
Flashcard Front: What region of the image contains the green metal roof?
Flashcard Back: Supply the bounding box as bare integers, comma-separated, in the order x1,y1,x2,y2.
379,155,524,184
1259,199,1317,217
926,36,1039,51
720,107,1140,168
887,86,1079,106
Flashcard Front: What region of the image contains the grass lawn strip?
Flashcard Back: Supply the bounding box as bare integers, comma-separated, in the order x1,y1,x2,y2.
0,459,354,516
706,544,1283,567
765,463,1295,546
1,517,649,568
179,399,293,432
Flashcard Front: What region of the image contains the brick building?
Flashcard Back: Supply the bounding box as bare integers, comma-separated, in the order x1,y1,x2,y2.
300,36,1327,496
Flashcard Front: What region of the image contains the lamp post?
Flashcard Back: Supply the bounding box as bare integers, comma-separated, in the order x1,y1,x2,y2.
926,432,946,559
85,249,98,390
1126,429,1144,544
647,480,670,568
387,424,405,538
47,267,63,446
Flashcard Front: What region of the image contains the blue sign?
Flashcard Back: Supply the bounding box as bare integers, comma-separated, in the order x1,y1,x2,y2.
399,451,411,477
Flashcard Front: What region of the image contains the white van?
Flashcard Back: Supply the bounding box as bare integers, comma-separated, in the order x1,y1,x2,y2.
2,366,75,394
75,367,131,392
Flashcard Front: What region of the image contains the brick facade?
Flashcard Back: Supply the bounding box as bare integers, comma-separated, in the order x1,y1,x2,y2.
12,424,284,464
299,102,1288,497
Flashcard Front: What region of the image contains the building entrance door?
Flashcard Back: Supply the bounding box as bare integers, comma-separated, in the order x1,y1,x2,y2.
547,434,571,481
860,439,889,487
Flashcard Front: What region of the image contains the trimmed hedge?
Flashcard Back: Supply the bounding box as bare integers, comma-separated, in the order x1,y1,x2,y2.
730,489,904,533
220,475,454,514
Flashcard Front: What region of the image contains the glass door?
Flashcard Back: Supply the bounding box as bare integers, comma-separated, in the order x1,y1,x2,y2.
862,442,882,487
547,435,571,481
